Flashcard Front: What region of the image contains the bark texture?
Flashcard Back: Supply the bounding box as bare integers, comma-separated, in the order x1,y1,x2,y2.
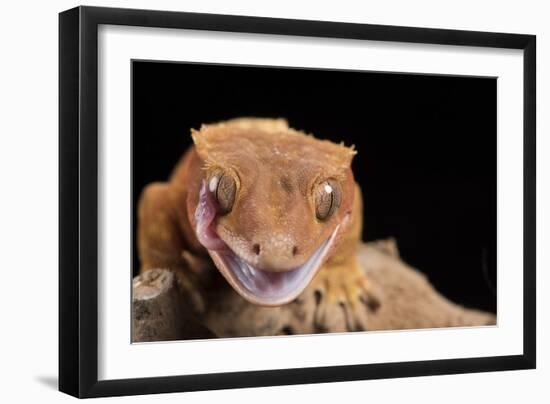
132,268,215,342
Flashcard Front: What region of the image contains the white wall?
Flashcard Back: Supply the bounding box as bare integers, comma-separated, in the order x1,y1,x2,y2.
0,0,547,402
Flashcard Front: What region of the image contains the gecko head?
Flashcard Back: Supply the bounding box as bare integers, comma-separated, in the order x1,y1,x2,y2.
190,118,357,306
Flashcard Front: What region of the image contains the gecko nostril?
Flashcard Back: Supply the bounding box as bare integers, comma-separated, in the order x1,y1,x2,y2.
292,246,298,256
252,243,261,255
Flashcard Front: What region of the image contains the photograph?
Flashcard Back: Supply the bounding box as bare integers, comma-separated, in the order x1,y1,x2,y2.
131,60,497,342
55,5,537,398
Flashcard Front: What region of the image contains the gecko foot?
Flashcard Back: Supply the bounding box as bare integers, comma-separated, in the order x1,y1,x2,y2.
308,259,380,332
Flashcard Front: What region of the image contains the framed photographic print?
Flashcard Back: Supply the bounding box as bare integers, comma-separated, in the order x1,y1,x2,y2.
59,5,536,398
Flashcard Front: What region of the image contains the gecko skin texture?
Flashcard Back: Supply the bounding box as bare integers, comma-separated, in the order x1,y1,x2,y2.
138,117,374,333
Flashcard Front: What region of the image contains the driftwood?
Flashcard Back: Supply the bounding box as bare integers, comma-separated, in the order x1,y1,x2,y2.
132,240,495,342
357,239,496,330
132,269,215,342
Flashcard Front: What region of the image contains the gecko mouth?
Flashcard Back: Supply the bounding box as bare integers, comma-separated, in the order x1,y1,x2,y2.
209,225,340,306
195,181,345,306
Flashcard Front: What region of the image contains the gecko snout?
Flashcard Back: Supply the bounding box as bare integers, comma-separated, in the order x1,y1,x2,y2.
249,235,301,272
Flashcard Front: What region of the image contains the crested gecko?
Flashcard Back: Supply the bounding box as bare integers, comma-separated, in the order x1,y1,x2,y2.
137,117,376,335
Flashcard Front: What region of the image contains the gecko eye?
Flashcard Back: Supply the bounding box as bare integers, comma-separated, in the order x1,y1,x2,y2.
209,170,237,214
314,179,342,221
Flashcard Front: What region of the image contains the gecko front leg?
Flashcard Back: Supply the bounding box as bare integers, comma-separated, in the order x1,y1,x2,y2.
137,182,208,314
304,184,379,332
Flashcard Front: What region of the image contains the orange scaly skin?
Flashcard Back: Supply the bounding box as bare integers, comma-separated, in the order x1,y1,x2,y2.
137,118,371,333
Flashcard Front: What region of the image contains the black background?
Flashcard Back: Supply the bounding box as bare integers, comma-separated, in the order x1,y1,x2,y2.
132,61,496,314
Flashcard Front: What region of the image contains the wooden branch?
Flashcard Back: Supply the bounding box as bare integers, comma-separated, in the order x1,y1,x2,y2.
132,241,496,342
132,268,215,342
359,240,496,330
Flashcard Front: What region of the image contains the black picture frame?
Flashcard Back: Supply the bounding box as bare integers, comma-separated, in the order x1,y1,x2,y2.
59,5,536,398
